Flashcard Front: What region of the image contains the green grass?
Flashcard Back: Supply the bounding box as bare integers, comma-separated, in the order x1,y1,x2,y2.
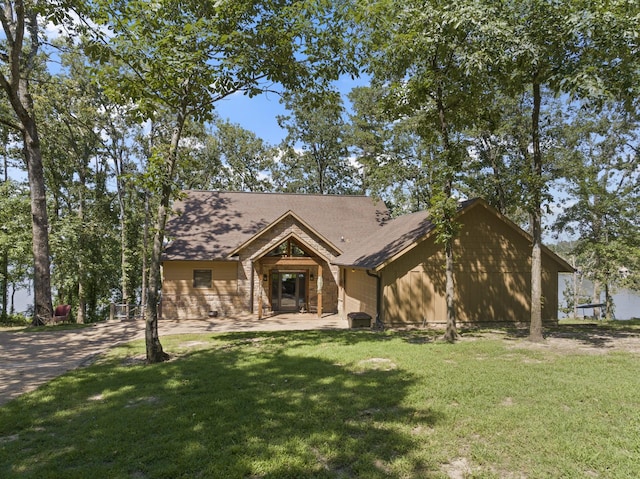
1,329,639,478
0,320,93,332
0,313,31,328
8,323,93,333
558,318,640,328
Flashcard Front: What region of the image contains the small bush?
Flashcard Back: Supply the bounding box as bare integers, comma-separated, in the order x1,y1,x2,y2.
0,313,31,326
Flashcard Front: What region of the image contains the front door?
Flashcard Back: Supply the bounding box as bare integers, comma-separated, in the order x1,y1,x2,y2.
271,272,307,312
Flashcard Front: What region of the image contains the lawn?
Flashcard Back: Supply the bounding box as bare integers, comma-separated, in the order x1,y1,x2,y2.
1,326,639,478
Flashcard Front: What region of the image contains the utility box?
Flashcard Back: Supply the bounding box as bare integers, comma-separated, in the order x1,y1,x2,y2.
347,312,372,328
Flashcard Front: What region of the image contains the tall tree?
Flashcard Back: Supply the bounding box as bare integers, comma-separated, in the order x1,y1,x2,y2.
37,47,107,323
83,64,148,321
101,103,145,320
553,105,640,318
0,1,53,324
497,0,640,340
0,179,31,320
274,91,358,194
465,94,531,220
88,0,358,362
355,0,504,340
498,0,579,341
213,120,273,192
348,85,447,215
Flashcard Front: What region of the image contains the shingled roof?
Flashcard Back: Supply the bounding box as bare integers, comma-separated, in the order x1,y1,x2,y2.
333,199,477,269
163,191,390,261
163,193,574,272
333,198,574,272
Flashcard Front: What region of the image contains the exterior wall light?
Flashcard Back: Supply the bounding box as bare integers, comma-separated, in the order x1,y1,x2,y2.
263,274,268,282
310,272,315,281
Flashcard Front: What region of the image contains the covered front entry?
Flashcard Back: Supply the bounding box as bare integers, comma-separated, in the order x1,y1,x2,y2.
253,235,338,319
271,271,307,312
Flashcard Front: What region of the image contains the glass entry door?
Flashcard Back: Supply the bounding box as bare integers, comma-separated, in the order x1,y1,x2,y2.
271,272,306,312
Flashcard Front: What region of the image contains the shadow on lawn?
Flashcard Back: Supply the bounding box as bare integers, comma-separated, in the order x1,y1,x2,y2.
206,329,442,350
462,321,640,350
0,335,443,478
545,323,640,348
208,328,400,346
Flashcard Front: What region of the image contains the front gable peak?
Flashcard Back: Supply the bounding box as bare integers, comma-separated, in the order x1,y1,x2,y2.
228,209,341,259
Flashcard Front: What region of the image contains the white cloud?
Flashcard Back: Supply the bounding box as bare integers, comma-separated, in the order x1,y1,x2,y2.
42,9,111,44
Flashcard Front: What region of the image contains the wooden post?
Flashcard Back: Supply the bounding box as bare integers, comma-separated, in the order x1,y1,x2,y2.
317,264,323,318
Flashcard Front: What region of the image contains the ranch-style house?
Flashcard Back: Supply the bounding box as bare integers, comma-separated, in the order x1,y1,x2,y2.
161,190,572,327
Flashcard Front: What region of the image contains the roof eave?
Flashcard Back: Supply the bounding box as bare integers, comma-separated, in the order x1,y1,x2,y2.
227,209,341,258
334,199,575,274
360,202,473,272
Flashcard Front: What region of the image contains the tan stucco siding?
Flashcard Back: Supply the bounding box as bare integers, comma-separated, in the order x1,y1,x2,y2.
343,269,377,319
161,261,247,319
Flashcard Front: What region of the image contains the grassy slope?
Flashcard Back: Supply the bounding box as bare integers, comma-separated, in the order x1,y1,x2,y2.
1,327,639,478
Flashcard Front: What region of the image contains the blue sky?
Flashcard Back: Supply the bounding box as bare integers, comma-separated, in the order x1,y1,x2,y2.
214,92,289,145
213,75,368,146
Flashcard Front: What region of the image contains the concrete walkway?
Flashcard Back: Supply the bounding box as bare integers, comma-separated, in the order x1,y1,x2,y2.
0,314,347,406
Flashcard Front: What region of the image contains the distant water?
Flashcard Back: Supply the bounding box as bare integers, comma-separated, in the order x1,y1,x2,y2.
8,274,640,320
558,273,640,320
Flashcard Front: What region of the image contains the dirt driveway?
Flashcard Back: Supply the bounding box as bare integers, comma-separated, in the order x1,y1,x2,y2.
0,314,347,406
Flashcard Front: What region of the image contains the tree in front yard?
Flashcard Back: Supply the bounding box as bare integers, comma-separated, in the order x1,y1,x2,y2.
86,0,359,362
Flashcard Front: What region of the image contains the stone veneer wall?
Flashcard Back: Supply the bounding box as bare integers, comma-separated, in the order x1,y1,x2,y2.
161,217,344,319
160,260,249,320
240,217,341,315
161,291,248,319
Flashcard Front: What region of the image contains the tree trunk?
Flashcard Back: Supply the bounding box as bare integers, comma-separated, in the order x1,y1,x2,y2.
23,116,53,325
572,256,578,319
141,193,149,315
1,156,7,320
77,260,87,324
592,280,601,320
528,81,544,342
443,238,457,342
0,6,53,326
436,85,458,343
1,250,7,320
10,283,16,315
77,247,86,324
145,108,186,363
530,211,543,338
73,168,86,324
604,282,612,320
118,186,129,318
146,216,169,362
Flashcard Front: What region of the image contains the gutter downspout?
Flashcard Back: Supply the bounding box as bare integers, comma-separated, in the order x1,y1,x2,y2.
366,269,383,329
250,266,254,314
